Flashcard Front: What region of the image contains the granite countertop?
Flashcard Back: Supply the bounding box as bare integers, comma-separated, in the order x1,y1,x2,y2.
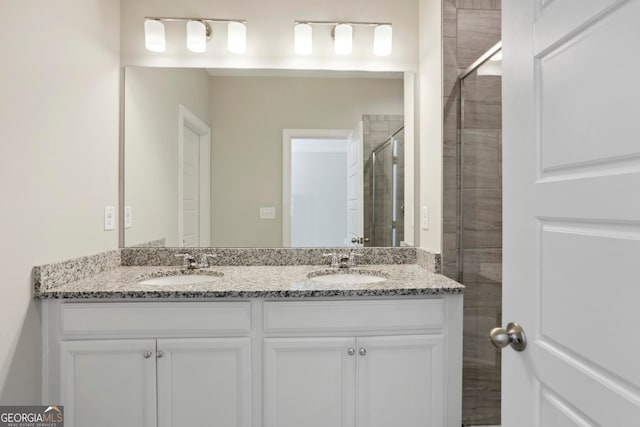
35,264,464,299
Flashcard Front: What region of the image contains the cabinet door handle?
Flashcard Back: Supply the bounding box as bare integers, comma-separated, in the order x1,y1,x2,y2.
156,351,165,358
143,351,153,359
359,348,367,356
347,347,355,356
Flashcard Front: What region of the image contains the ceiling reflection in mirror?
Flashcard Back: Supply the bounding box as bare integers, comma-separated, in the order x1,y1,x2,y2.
124,67,413,248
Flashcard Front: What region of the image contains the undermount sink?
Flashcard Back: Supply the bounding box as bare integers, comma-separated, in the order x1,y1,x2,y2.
137,270,223,286
307,269,388,284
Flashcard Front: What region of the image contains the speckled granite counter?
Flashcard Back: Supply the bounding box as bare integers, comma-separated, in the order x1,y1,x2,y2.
34,264,463,299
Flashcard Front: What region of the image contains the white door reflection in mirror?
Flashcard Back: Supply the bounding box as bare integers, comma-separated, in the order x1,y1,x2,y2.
178,105,211,247
283,129,354,247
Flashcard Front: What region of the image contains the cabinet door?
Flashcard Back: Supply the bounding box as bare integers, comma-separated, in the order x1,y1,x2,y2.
156,338,251,427
264,337,356,427
356,335,445,427
60,339,157,427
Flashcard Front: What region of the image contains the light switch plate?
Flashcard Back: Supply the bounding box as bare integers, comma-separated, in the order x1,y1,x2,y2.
124,206,133,229
421,206,429,230
104,206,116,231
260,207,276,219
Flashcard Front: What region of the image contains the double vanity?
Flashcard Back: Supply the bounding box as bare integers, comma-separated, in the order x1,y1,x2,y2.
36,247,463,427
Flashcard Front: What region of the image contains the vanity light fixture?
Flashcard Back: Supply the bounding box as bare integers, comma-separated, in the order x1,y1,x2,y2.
294,23,313,55
227,21,247,54
144,17,247,54
373,24,393,56
186,20,210,53
144,19,166,52
334,23,353,55
294,21,393,56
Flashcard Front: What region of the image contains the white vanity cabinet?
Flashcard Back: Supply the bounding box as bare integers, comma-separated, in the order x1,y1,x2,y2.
60,337,251,427
44,296,462,427
47,302,252,427
261,298,461,427
60,339,157,427
264,335,444,427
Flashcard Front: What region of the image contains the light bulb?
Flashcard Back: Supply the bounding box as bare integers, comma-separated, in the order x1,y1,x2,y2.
187,20,207,53
144,19,165,53
334,24,352,55
228,21,247,54
373,25,392,56
294,23,312,55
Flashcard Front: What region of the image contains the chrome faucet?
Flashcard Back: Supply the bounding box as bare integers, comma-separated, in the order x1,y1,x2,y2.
323,252,362,268
175,253,216,270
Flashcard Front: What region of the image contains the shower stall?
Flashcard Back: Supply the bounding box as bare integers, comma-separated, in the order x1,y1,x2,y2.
458,42,503,426
362,114,405,248
370,127,405,247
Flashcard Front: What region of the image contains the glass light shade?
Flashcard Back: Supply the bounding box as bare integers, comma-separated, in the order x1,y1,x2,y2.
228,21,247,54
373,25,393,56
144,20,165,52
334,24,353,55
186,20,207,53
294,23,313,55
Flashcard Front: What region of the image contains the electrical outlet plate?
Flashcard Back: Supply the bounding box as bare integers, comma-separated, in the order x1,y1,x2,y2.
104,206,116,231
421,206,429,230
260,207,276,219
124,206,133,229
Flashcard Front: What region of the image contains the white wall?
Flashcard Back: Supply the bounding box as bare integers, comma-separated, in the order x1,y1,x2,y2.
417,0,443,253
210,75,404,247
124,67,211,247
0,0,120,402
120,0,419,71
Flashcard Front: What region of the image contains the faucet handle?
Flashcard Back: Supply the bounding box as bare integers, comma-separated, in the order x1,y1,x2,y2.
199,253,217,268
349,252,363,266
175,253,196,268
323,253,339,268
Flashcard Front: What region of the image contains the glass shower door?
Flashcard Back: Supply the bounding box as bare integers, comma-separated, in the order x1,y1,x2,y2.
371,127,404,247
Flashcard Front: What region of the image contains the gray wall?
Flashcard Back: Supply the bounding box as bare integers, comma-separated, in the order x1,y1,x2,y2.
441,0,502,425
0,0,120,403
124,67,212,247
209,76,404,247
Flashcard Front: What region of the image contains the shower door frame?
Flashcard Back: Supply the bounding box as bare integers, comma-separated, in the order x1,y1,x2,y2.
457,41,502,282
370,126,404,247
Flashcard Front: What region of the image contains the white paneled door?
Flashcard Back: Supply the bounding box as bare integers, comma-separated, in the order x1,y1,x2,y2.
178,105,211,248
503,0,640,425
181,125,200,247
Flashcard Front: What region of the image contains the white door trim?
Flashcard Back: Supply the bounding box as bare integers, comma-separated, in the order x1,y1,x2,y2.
178,105,211,247
282,129,352,247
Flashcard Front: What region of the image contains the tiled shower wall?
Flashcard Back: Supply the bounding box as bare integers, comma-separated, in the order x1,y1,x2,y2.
441,1,502,425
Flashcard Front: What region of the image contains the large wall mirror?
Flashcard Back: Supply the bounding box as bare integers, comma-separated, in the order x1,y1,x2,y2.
123,67,414,248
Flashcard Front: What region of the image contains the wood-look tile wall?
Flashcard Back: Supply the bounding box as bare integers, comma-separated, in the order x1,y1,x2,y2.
441,1,502,425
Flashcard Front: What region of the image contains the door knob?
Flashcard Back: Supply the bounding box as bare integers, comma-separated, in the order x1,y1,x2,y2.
143,351,153,359
347,348,355,356
359,348,367,356
489,322,527,352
